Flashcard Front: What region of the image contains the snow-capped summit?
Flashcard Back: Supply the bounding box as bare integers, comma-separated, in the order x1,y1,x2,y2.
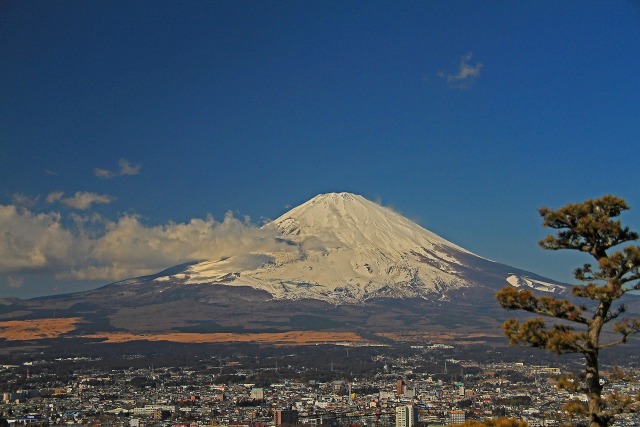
160,192,564,304
273,192,474,257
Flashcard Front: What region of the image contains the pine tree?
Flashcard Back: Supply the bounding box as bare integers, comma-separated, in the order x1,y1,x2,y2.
496,195,640,427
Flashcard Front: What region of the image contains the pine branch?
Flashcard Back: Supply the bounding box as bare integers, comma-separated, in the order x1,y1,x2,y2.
606,392,640,414
600,318,640,349
538,195,638,259
502,317,586,354
497,286,588,324
599,246,640,286
603,304,626,323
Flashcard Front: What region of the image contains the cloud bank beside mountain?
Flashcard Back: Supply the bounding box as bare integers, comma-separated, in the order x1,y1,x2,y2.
0,204,293,291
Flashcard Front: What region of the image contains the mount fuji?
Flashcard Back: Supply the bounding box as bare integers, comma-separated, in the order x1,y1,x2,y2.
158,192,565,304
0,192,571,346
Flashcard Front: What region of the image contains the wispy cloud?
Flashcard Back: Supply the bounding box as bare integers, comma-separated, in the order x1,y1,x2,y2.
46,191,113,210
95,159,141,179
45,191,64,204
11,193,40,208
439,52,483,89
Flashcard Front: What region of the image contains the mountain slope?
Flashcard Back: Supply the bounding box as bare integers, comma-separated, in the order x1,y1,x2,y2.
154,192,565,304
0,192,576,346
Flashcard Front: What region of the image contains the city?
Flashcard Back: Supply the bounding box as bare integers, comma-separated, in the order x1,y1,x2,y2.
1,341,639,427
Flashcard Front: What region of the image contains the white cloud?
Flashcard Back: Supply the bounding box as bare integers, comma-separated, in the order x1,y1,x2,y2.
117,159,140,176
46,191,64,204
67,212,289,281
46,191,113,210
94,169,111,178
0,204,296,286
60,192,113,210
0,205,77,274
95,159,141,179
439,52,483,89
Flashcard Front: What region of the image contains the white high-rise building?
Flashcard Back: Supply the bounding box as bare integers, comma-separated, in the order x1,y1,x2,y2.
396,404,418,427
450,409,465,425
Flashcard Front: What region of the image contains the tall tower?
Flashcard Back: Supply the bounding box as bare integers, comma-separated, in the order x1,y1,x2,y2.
395,404,418,427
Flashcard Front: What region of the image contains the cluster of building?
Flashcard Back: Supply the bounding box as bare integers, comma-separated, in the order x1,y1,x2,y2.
1,348,639,427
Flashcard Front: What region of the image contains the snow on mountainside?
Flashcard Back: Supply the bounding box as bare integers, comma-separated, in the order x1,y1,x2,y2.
157,192,564,304
506,275,565,293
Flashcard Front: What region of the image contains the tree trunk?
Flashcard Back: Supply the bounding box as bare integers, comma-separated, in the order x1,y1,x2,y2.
585,349,607,427
586,301,611,427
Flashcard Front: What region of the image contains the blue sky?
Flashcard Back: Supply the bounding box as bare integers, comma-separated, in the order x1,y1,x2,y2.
2,1,640,297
